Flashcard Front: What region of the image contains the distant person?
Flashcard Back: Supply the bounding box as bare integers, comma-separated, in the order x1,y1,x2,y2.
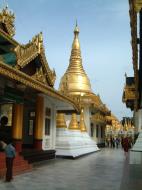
106,138,110,147
0,140,16,182
121,137,124,148
115,138,120,148
112,138,115,148
110,137,113,148
122,136,131,158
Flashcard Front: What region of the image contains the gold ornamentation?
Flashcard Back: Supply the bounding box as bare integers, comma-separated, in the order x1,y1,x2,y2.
56,113,67,128
59,22,92,95
0,28,18,46
123,84,136,102
134,0,142,12
0,60,80,112
79,109,87,132
14,32,56,86
58,22,110,115
32,67,47,84
91,112,106,124
68,113,80,130
0,6,15,37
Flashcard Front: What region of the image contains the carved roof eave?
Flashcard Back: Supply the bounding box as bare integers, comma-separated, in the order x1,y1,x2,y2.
91,114,106,125
14,33,56,86
129,0,139,110
0,30,56,86
0,60,80,112
122,84,136,104
105,114,122,128
39,50,56,86
0,28,19,47
85,92,110,114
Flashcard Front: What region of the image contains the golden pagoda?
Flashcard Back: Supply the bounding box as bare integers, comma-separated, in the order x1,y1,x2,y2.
57,22,110,149
59,22,92,96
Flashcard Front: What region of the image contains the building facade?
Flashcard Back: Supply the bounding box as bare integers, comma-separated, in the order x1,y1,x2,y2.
123,0,142,164
0,5,79,176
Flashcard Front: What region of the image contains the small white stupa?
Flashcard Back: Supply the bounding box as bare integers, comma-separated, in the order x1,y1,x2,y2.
56,111,99,158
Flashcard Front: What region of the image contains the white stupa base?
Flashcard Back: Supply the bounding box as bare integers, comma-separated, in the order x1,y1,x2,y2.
130,132,142,164
56,128,99,158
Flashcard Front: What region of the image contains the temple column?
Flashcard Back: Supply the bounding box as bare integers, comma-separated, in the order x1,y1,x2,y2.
34,95,44,150
12,104,23,152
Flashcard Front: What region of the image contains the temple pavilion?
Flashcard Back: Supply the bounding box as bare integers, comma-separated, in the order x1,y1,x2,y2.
0,5,80,176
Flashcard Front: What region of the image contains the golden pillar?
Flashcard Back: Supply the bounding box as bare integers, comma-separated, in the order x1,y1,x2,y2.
34,95,44,150
12,104,24,152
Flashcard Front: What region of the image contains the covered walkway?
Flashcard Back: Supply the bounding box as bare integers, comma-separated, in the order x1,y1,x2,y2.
0,148,141,190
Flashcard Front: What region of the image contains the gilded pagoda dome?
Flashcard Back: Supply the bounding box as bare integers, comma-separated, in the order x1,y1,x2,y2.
59,23,92,96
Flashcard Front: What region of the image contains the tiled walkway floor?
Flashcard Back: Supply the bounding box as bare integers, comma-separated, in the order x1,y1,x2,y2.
0,148,141,190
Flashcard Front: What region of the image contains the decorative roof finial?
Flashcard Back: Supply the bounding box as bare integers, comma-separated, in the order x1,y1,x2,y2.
76,19,78,27
3,0,8,8
0,2,15,37
74,19,79,35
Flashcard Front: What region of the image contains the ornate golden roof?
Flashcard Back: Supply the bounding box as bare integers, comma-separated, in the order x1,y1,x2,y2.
14,32,56,87
91,112,106,124
0,7,80,112
59,23,92,96
0,5,15,37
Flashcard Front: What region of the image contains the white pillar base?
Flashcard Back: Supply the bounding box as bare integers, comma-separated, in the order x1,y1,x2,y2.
130,132,142,164
56,128,99,158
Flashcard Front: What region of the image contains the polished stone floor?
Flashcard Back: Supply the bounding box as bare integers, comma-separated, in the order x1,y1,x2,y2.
0,148,142,190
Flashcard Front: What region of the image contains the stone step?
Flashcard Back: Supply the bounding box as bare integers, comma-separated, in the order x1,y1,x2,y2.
21,149,56,163
0,153,32,178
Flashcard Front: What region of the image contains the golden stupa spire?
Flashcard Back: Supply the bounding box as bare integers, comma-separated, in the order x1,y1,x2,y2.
59,22,92,95
67,21,85,74
68,113,80,130
79,108,87,132
56,113,67,128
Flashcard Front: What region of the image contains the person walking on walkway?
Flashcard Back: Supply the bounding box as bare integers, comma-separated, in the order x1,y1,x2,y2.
112,137,115,148
122,136,131,158
0,140,16,182
106,138,110,147
115,137,120,148
110,137,113,148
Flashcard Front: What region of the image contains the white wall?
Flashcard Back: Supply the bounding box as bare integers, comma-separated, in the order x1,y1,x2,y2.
42,97,56,150
134,109,142,132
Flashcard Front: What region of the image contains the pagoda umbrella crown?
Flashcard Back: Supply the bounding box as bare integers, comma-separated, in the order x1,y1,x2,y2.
59,22,92,96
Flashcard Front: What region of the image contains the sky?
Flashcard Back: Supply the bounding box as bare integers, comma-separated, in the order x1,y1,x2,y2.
2,0,133,120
